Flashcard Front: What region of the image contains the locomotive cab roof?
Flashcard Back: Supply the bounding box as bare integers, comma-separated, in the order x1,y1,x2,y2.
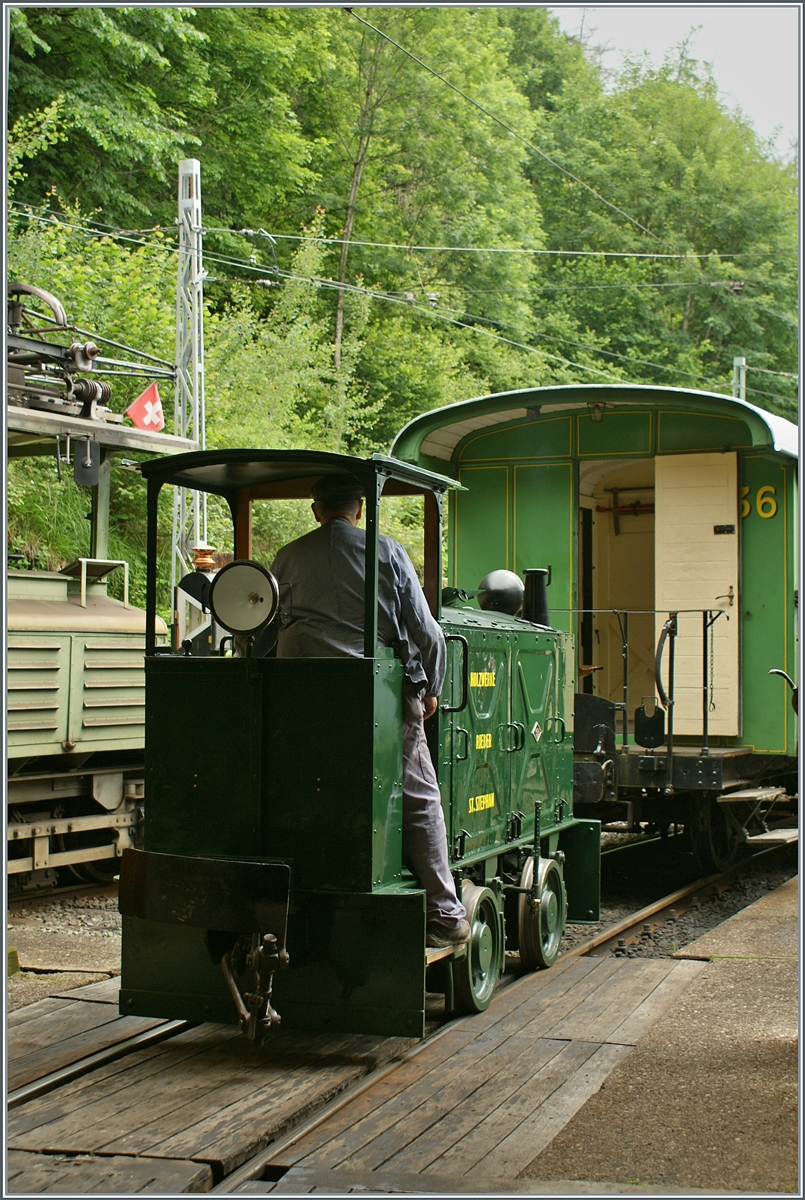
138,448,463,500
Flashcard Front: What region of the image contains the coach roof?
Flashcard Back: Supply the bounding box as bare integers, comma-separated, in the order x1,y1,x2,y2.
390,383,798,465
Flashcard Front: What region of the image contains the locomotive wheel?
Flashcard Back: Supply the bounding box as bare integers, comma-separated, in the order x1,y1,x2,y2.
452,882,503,1014
689,795,741,873
518,856,566,971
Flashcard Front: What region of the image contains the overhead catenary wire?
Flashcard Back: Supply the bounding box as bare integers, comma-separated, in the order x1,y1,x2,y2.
208,226,783,261
10,201,792,262
402,295,792,399
746,365,798,378
252,266,794,402
9,207,795,407
9,208,774,306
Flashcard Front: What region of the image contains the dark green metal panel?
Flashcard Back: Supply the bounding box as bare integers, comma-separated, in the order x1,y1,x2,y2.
739,455,793,753
119,848,290,934
510,636,558,831
558,819,600,922
513,464,574,628
444,626,511,859
120,888,426,1038
271,890,426,1037
145,658,263,857
457,416,572,461
439,611,577,869
658,411,753,453
120,919,232,1022
261,656,403,891
145,655,402,891
577,410,652,457
454,466,509,588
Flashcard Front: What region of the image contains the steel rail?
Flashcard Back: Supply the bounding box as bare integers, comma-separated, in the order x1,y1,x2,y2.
8,882,118,911
8,842,792,1185
7,1021,190,1110
211,842,794,1192
600,834,665,857
564,842,791,960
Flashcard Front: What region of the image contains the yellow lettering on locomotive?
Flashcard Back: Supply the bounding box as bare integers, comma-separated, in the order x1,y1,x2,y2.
470,671,496,688
476,732,493,750
468,792,495,813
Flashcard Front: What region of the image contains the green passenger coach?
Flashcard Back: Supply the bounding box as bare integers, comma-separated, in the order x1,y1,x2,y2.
391,384,798,871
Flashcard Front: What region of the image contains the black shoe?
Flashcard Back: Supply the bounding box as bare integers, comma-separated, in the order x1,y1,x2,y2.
427,918,471,948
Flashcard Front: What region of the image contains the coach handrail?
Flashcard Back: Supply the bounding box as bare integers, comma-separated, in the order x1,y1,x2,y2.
654,617,674,711
555,607,729,758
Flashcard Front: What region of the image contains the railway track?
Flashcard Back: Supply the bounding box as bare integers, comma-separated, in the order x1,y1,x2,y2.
564,842,790,960
7,882,118,912
210,843,797,1193
8,842,793,1132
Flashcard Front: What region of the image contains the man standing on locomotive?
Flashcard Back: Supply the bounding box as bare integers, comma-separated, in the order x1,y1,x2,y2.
269,474,470,948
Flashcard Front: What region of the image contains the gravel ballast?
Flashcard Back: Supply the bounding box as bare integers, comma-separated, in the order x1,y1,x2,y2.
7,893,121,1012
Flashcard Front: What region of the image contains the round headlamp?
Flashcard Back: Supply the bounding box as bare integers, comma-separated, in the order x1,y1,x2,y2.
208,560,280,635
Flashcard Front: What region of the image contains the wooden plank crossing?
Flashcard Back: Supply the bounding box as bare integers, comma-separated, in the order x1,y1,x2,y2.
8,988,169,1091
6,977,417,1194
256,957,703,1189
6,959,703,1194
7,1150,212,1194
51,975,121,1004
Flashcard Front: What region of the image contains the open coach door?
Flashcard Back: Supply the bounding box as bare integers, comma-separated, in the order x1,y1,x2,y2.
654,452,740,736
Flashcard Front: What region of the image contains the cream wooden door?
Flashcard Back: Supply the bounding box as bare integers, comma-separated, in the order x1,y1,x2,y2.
655,452,739,736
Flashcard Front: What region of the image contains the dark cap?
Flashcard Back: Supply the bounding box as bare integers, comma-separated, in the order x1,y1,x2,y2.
310,473,364,506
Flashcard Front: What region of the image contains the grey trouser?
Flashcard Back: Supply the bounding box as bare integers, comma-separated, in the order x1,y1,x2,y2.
402,685,466,927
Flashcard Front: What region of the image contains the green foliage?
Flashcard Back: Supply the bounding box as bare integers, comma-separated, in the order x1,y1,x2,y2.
6,7,798,602
9,7,210,219
8,6,328,226
5,204,388,603
8,95,70,194
524,45,798,416
179,7,330,228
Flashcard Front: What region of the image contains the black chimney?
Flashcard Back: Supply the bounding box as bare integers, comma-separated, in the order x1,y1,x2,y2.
523,568,550,626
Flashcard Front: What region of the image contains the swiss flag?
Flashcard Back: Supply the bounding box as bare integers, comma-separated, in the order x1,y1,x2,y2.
126,382,166,432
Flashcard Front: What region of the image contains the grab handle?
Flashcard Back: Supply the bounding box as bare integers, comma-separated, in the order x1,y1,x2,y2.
441,634,469,713
654,616,677,710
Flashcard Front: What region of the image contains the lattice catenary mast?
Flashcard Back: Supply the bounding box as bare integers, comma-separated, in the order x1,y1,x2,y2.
172,158,207,622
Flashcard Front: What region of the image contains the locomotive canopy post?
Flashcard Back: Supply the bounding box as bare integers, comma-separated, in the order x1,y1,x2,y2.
145,477,160,657
363,469,381,659
423,490,443,618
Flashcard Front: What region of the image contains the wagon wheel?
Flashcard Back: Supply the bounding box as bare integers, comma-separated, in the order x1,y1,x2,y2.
688,794,741,873
60,832,119,884
517,856,566,971
452,882,503,1014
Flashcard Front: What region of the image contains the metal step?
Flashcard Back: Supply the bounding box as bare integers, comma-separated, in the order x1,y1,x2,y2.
717,787,788,804
746,828,798,845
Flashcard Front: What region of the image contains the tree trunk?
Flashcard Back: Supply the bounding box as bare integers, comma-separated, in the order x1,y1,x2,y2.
333,32,386,370
334,142,369,369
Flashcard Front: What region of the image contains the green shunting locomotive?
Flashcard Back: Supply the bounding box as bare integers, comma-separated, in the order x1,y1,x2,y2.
391,383,798,874
119,449,601,1040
